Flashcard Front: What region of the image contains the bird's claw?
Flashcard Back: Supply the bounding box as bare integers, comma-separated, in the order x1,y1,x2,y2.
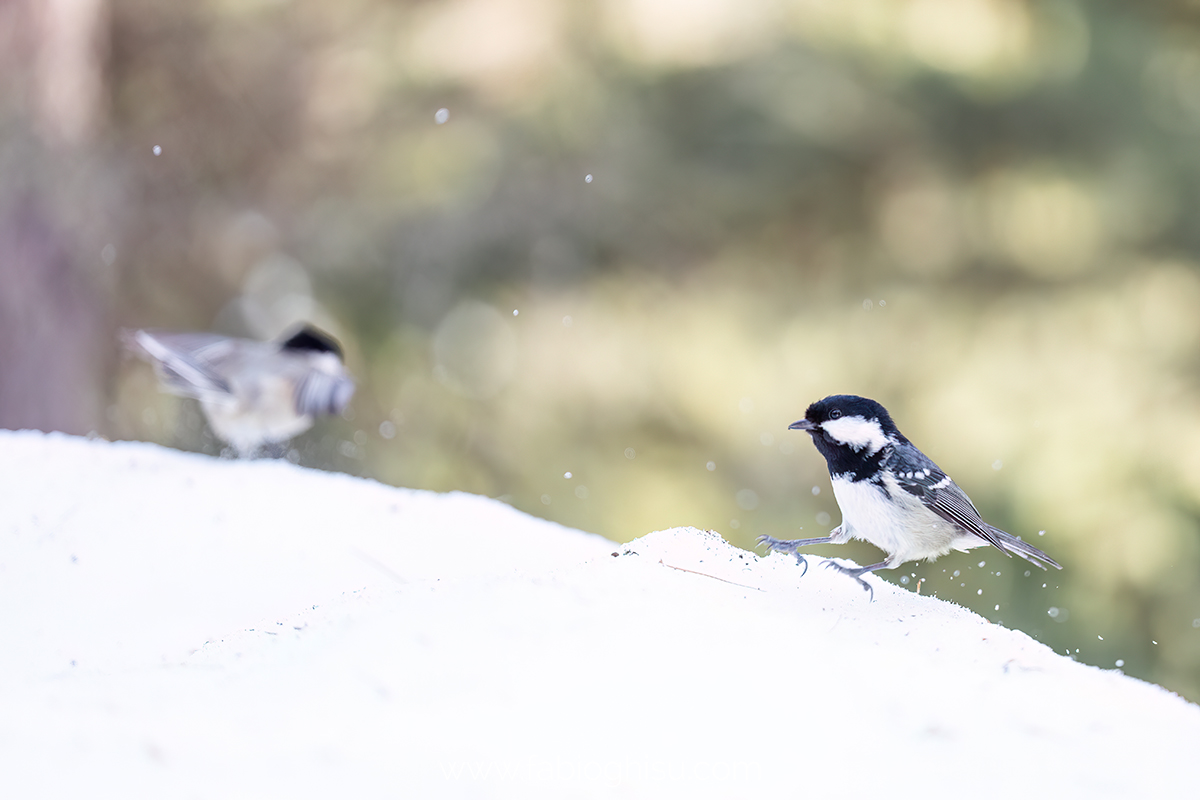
758,536,810,577
758,535,797,554
823,560,875,601
759,535,810,576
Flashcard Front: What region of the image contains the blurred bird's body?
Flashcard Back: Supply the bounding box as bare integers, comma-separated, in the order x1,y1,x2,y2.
124,325,355,457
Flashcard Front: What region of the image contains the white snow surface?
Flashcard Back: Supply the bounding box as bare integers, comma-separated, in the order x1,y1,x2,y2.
2,431,1197,799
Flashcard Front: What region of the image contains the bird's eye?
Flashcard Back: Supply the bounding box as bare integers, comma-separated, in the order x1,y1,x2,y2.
830,409,843,420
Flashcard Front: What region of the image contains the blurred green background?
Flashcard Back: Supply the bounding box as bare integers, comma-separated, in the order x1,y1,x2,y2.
4,0,1200,700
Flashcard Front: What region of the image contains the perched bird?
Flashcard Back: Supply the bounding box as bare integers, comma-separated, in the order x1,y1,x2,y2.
759,395,1060,597
124,324,355,457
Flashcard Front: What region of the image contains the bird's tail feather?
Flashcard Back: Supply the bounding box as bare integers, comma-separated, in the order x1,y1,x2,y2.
988,525,1062,570
122,329,233,399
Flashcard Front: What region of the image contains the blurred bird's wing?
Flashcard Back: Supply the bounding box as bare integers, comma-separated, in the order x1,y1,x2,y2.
885,442,1012,554
125,330,235,399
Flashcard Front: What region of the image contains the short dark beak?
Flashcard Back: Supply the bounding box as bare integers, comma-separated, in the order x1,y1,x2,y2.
788,419,815,431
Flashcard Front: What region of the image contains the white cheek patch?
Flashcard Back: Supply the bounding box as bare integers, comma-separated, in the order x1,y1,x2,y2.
311,352,344,374
821,416,888,454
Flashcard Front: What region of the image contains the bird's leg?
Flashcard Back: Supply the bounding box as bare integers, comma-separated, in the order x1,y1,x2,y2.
822,560,889,601
261,441,289,459
757,534,837,576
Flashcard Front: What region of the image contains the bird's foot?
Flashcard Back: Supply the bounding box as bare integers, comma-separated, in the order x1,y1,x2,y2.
757,534,798,553
823,560,875,601
757,535,811,576
261,441,289,459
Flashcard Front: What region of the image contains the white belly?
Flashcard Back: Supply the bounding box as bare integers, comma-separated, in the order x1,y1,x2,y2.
200,375,312,455
829,476,984,566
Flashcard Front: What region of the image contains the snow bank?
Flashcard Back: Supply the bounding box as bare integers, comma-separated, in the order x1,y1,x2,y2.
1,431,1196,798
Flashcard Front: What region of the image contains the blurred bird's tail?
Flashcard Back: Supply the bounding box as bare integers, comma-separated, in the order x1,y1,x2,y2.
120,328,233,400
989,525,1062,570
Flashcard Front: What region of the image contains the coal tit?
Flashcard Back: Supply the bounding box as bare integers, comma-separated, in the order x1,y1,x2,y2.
124,324,355,457
759,395,1061,597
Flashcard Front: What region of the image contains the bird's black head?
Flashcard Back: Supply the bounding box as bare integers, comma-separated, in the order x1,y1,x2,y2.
789,395,903,479
280,325,344,359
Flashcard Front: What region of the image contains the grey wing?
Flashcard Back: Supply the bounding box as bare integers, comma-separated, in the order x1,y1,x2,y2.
125,330,234,398
886,443,1013,555
294,370,355,417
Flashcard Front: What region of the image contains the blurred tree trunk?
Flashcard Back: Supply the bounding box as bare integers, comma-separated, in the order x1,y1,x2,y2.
0,0,110,435
34,0,109,145
0,199,108,434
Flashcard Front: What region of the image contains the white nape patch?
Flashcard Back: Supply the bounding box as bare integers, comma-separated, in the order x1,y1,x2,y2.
821,415,889,454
